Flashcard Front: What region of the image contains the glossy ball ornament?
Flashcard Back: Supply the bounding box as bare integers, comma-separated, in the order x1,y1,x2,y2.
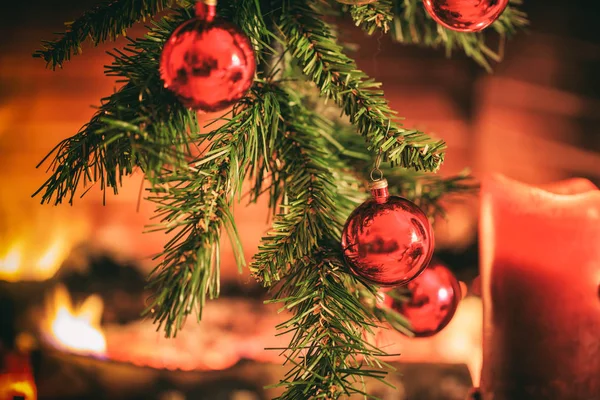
423,0,509,32
341,179,434,287
383,261,462,337
160,2,255,112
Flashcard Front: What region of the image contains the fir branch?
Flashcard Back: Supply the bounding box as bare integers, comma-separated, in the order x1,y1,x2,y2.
350,0,393,34
145,84,285,336
347,0,528,70
250,88,353,286
493,1,529,35
34,9,197,205
144,137,236,337
33,0,185,69
280,0,446,172
387,170,478,218
271,249,391,399
230,0,275,65
248,87,393,397
329,119,478,219
370,0,528,71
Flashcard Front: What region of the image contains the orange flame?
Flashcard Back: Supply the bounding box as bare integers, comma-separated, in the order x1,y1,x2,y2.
0,237,70,282
42,284,106,357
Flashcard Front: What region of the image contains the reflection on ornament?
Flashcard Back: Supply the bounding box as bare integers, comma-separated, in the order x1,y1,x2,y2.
422,0,509,32
384,261,461,337
160,2,255,112
342,179,434,287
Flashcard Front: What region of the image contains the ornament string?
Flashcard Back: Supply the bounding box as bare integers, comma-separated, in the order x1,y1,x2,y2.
370,150,384,182
369,120,391,183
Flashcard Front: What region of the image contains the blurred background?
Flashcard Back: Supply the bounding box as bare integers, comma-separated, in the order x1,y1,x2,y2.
0,0,599,399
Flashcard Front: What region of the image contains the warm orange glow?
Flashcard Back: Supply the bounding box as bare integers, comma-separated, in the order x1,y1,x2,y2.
0,377,37,400
372,296,483,385
42,284,106,357
0,352,37,400
440,297,482,386
0,236,70,282
36,240,66,275
0,242,22,280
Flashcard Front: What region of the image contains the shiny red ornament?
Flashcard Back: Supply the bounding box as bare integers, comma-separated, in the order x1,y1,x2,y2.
341,179,434,287
160,1,256,112
383,261,462,337
423,0,509,32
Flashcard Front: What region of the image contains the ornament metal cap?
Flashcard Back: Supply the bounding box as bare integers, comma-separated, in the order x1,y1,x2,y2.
369,179,389,202
196,0,217,21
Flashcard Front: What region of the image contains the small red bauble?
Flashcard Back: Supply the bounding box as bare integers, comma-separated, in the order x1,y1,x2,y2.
160,2,256,112
383,261,462,337
341,179,434,287
423,0,509,32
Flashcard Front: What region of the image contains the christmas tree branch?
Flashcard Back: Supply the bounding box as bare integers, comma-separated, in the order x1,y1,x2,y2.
144,134,237,337
280,0,446,172
329,120,478,218
349,0,394,34
230,0,275,65
387,170,478,218
250,87,354,286
32,0,187,69
271,249,391,399
34,9,197,205
350,0,528,71
145,82,290,336
239,86,392,396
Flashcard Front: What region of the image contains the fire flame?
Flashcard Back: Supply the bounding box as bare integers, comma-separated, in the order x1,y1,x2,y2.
0,237,70,282
42,284,106,357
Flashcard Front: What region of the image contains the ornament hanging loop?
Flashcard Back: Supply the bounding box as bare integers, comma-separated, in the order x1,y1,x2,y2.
369,120,389,183
369,152,388,202
369,165,384,182
369,121,390,201
196,0,217,22
369,150,386,201
370,149,384,180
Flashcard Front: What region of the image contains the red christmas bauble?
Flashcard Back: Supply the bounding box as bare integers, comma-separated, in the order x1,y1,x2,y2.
160,7,255,112
422,0,509,32
383,261,462,337
341,180,434,287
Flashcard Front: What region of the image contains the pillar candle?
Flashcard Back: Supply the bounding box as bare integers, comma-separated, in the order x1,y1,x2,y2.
479,174,600,399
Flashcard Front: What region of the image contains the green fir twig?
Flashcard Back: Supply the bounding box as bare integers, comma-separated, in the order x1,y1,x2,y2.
350,0,528,71
34,8,197,205
271,250,392,400
281,0,446,172
33,0,189,69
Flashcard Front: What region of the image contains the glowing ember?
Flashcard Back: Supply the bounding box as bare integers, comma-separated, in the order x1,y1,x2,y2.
42,284,106,357
37,284,481,376
0,237,70,282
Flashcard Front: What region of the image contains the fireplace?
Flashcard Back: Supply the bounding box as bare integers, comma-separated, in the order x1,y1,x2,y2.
1,247,478,399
